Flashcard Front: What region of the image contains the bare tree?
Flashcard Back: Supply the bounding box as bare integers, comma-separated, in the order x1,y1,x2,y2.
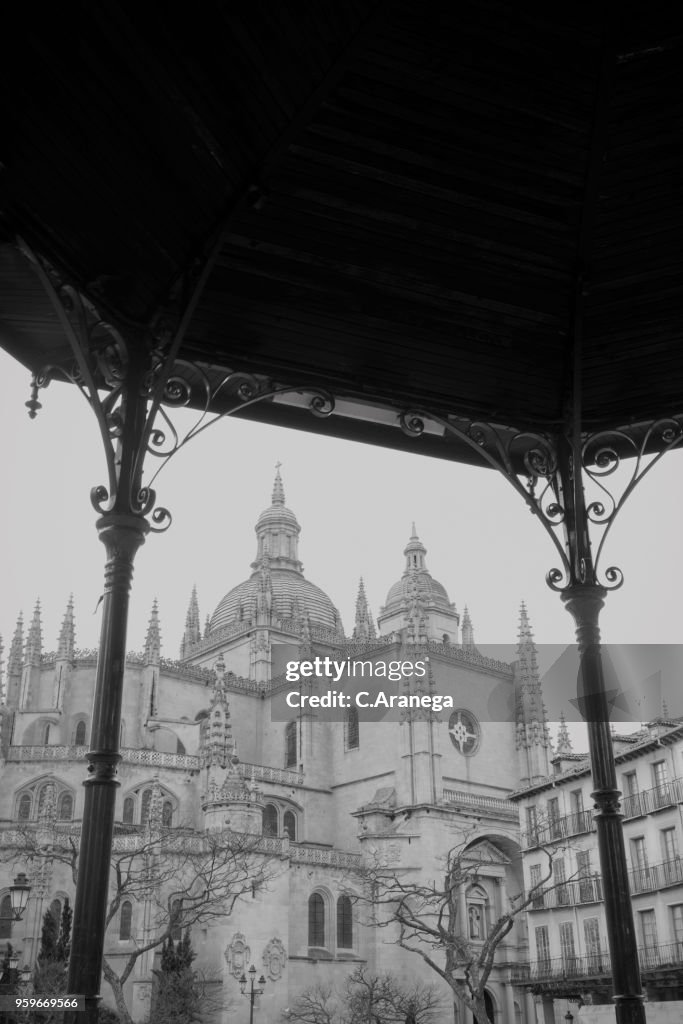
3,821,275,1024
356,830,577,1024
283,966,442,1024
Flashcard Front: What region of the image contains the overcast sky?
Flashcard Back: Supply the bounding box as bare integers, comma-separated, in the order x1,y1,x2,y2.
2,347,682,741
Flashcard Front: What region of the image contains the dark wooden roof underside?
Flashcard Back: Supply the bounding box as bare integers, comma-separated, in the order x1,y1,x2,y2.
2,2,683,455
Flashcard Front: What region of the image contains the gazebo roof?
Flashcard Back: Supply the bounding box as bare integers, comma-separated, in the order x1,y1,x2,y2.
1,4,682,461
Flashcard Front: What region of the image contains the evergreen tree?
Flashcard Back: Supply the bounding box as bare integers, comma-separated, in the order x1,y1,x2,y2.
55,898,72,963
34,899,74,1019
37,908,59,964
150,931,201,1024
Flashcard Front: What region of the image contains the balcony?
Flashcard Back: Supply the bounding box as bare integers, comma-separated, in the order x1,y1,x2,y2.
442,789,519,822
529,876,603,910
623,778,683,819
629,857,683,894
511,942,683,986
523,809,594,849
511,954,610,985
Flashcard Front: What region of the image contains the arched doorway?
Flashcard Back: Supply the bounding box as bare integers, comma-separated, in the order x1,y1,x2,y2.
484,991,495,1023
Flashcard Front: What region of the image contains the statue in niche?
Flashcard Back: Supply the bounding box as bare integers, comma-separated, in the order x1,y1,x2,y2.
468,905,482,939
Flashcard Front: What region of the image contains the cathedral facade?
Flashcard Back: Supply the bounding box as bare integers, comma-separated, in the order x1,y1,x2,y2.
0,470,552,1024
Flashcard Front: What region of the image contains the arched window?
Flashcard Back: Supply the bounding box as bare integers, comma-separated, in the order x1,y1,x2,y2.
122,797,135,824
57,793,73,820
170,900,182,941
74,720,86,745
50,899,62,925
285,721,297,768
0,894,12,940
308,893,325,947
119,900,132,941
17,794,32,820
43,723,51,745
337,895,353,948
176,738,186,755
162,801,173,828
263,804,278,837
140,789,152,824
283,811,296,841
120,721,126,746
345,707,359,750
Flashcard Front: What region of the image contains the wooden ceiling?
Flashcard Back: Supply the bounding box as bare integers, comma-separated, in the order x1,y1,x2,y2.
1,2,683,458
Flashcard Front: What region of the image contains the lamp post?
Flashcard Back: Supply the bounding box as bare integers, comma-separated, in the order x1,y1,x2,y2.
239,965,266,1024
1,875,31,922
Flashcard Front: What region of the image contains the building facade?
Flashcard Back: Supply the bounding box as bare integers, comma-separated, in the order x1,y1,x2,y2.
511,717,683,1021
0,470,554,1023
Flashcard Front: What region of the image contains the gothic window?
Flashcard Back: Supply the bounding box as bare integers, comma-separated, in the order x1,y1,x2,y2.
57,793,73,820
283,811,296,841
50,899,62,925
170,900,182,941
43,723,51,744
0,894,12,940
162,801,173,828
119,901,132,941
263,804,278,837
345,707,359,750
122,797,135,825
285,721,297,769
140,789,152,824
336,895,353,948
17,794,31,821
308,893,325,947
74,720,86,745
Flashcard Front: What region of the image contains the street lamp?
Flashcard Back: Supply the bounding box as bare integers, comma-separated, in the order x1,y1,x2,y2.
8,875,30,921
239,965,266,1024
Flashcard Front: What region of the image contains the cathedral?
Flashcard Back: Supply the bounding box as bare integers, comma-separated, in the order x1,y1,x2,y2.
0,469,552,1024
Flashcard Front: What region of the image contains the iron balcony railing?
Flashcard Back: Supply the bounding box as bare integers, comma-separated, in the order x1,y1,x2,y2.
523,809,594,849
622,778,683,819
528,876,603,910
629,857,683,894
511,942,683,984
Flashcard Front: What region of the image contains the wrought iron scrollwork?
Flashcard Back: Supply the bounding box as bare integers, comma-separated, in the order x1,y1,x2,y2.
399,407,683,593
21,245,336,532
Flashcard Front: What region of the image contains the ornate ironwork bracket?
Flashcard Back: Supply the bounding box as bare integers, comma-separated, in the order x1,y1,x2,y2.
398,408,683,593
21,246,335,531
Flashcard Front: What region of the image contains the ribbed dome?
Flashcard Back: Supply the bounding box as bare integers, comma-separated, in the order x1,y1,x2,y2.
210,570,343,634
381,526,454,615
208,467,344,637
384,573,451,611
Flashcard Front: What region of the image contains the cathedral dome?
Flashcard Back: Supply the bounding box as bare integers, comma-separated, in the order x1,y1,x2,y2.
381,526,454,616
208,468,344,637
210,572,342,634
